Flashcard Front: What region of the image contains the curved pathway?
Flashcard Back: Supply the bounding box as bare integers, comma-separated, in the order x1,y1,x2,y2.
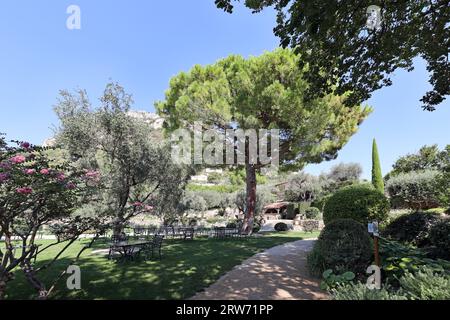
191,239,329,300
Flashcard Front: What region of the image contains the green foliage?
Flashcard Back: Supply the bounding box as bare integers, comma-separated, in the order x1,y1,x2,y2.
207,172,223,184
307,219,373,276
311,194,331,213
55,83,194,233
371,139,384,193
234,187,275,215
429,219,450,260
389,144,450,177
0,139,105,298
386,170,444,210
181,192,207,212
274,222,289,232
301,220,320,233
304,207,321,220
285,172,323,202
379,238,450,280
187,184,239,193
216,1,449,111
331,282,408,300
398,266,450,300
285,203,296,219
320,269,355,291
382,212,441,247
323,184,390,225
157,48,371,229
157,49,371,173
297,201,311,216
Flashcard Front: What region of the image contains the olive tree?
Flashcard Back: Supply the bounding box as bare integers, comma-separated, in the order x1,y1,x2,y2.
54,83,194,235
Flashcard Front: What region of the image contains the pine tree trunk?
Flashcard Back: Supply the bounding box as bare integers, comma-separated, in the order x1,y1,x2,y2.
243,163,257,234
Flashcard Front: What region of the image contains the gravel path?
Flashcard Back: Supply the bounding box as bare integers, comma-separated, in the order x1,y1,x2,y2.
191,239,329,300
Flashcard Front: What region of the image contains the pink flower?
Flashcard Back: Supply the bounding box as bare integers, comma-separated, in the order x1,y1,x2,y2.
24,169,36,175
132,202,143,207
144,205,154,212
16,187,33,194
85,170,99,177
10,155,26,164
40,169,50,175
20,142,31,149
56,173,66,181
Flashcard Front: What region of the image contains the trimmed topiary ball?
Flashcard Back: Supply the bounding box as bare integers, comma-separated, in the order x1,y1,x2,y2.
307,219,373,276
323,184,390,225
382,212,441,247
274,222,289,232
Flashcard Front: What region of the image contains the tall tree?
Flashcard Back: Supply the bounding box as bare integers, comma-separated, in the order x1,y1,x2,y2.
156,49,371,232
215,0,449,111
372,138,384,193
389,144,450,177
55,83,193,235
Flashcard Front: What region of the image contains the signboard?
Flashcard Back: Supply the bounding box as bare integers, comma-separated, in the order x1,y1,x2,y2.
368,221,379,237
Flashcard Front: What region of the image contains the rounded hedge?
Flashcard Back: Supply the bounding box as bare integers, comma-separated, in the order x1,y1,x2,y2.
323,184,390,225
429,219,450,260
382,212,441,247
305,207,321,220
274,222,289,232
307,219,373,276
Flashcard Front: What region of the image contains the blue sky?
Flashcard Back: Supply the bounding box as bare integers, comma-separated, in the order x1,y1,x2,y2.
1,1,449,179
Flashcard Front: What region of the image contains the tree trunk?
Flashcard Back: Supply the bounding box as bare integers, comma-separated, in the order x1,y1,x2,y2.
243,163,257,234
112,216,125,237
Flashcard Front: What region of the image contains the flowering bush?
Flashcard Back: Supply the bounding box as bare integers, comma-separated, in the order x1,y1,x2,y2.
0,135,106,299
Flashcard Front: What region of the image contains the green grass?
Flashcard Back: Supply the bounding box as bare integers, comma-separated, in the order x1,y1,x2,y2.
5,231,318,300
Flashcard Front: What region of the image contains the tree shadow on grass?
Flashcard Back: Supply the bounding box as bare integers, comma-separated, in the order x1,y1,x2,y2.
6,236,301,300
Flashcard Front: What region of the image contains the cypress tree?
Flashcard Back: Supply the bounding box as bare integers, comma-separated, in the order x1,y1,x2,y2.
372,138,384,193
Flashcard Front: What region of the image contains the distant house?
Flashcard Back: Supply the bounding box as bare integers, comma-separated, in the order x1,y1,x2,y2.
262,201,290,220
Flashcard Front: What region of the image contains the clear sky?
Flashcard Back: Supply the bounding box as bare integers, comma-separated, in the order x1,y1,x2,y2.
1,1,449,179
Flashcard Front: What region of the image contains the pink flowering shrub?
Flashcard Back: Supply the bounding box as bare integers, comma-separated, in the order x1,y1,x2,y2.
0,135,107,299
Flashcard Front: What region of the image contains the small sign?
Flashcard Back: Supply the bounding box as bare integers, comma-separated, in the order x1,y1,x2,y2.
368,221,379,237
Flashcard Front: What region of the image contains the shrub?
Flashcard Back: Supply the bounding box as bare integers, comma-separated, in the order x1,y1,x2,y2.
382,212,441,247
379,238,450,280
386,170,443,210
323,184,390,225
285,203,296,219
274,222,289,232
311,194,331,213
428,219,450,260
320,269,355,290
331,282,408,300
399,266,450,300
297,202,311,216
305,207,321,219
307,219,373,276
301,220,320,232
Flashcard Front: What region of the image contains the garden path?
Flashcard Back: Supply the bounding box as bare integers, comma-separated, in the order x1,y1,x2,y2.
191,239,329,300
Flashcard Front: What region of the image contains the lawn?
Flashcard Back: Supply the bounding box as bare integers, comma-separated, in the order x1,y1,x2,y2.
5,231,318,300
